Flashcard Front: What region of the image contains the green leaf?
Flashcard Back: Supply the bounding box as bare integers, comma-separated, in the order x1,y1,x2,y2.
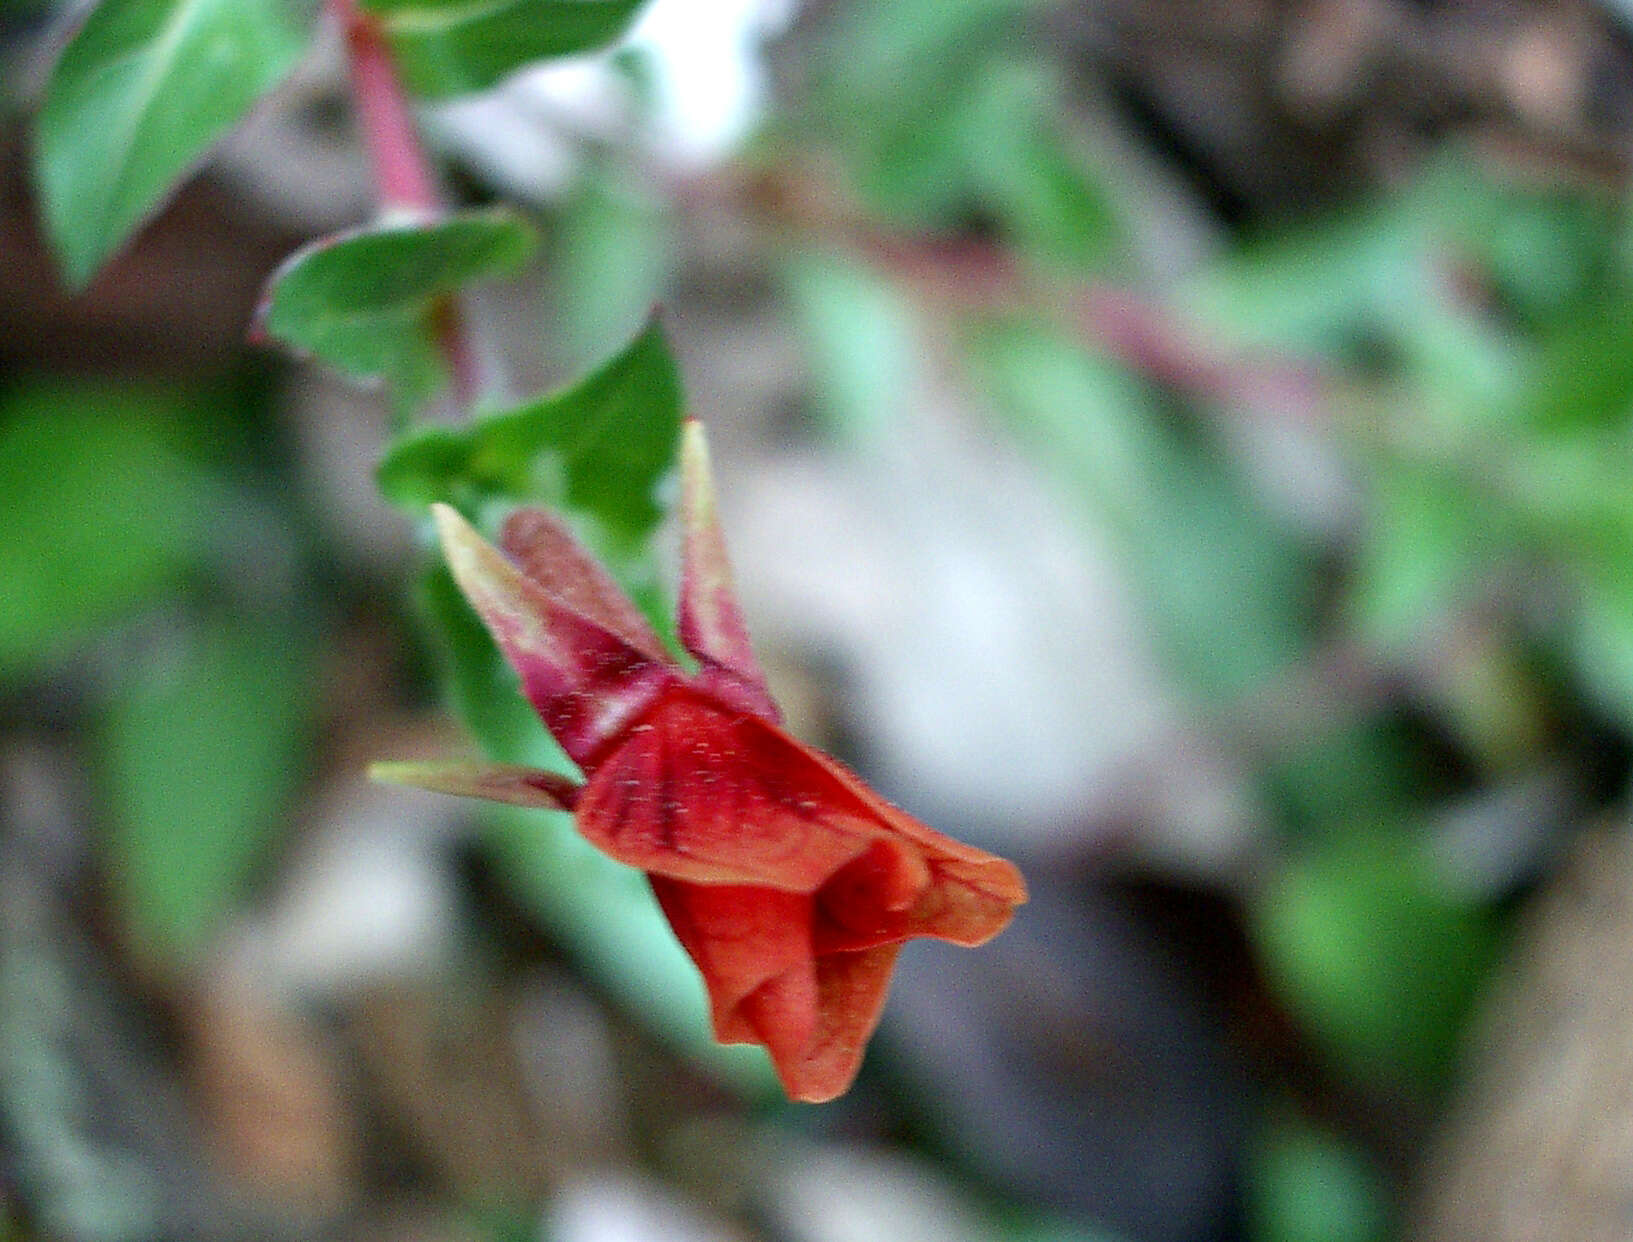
257,208,537,414
1524,294,1633,431
781,250,919,443
1347,463,1500,650
34,0,309,288
1247,1120,1390,1242
377,319,682,544
362,0,645,98
552,169,675,371
98,618,312,961
1253,835,1497,1086
0,383,215,676
810,0,1122,266
1568,568,1633,734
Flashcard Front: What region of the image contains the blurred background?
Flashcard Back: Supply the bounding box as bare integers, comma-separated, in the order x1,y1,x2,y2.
8,0,1633,1238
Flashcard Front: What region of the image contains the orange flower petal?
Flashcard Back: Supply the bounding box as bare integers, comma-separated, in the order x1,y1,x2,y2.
574,690,885,891
775,944,902,1103
648,878,818,1052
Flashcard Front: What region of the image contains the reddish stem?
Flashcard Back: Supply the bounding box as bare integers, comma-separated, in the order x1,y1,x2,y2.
330,0,439,214
329,0,483,409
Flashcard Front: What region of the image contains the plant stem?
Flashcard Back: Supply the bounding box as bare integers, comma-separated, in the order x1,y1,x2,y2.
329,0,485,409
330,0,439,215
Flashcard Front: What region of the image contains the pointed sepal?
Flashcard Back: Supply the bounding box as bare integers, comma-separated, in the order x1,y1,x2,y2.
500,507,671,664
677,420,779,721
369,761,582,810
431,504,677,770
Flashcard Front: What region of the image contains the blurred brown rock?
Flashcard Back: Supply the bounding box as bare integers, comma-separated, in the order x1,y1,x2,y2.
186,984,358,1223
1413,825,1633,1241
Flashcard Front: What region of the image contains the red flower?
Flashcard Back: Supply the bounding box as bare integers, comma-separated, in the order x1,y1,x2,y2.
376,421,1027,1101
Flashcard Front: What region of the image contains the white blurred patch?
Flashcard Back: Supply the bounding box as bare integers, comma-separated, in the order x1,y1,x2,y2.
625,0,796,167
429,0,796,200
766,1144,1006,1242
726,396,1191,856
220,777,461,997
546,1173,741,1242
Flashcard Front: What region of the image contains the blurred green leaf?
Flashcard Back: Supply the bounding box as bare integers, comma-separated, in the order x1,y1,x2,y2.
1347,463,1501,650
34,0,308,288
98,618,311,961
809,0,1122,266
552,169,675,371
1568,568,1633,734
1523,294,1633,431
1247,1119,1389,1242
378,319,682,544
1266,720,1426,837
1254,835,1498,1085
0,386,214,676
361,0,644,98
781,251,919,443
972,320,1311,700
959,59,1120,270
1184,159,1559,418
257,208,536,415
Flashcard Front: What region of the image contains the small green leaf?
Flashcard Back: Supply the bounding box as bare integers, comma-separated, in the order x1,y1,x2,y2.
1568,568,1633,734
553,169,675,370
257,208,537,413
98,618,312,961
0,384,214,676
34,0,309,288
378,319,682,544
1347,464,1500,650
361,0,645,98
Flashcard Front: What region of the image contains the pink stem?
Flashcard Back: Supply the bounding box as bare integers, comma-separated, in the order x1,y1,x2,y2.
330,0,439,214
329,0,483,408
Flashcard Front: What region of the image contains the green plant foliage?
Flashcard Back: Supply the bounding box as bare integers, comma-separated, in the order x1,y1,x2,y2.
971,319,1311,701
1346,463,1506,651
1246,1119,1389,1242
807,0,1122,270
359,0,645,98
1253,835,1498,1086
0,385,216,676
781,250,919,443
377,320,682,545
551,168,676,371
33,0,309,288
256,208,538,416
97,618,312,961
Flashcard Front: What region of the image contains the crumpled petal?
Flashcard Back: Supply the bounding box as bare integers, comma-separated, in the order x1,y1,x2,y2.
382,422,1028,1105
648,879,817,1051
575,688,892,891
